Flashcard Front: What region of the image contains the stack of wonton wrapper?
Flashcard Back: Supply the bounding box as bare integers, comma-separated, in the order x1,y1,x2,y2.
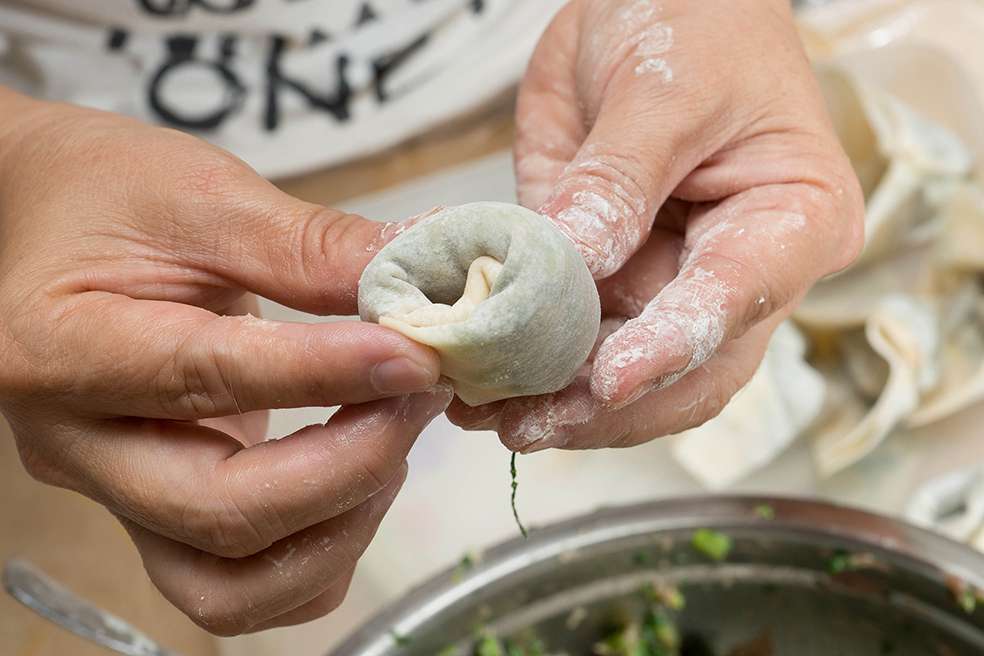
673,0,984,512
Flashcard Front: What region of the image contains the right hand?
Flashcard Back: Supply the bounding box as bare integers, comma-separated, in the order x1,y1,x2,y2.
0,89,450,635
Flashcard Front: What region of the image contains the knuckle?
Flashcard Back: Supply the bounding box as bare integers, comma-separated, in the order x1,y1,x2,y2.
168,146,254,202
687,250,779,336
563,148,652,224
354,447,401,494
180,489,272,559
290,207,368,296
157,319,241,419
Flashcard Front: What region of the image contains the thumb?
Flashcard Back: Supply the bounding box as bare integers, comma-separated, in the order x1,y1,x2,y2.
169,159,407,316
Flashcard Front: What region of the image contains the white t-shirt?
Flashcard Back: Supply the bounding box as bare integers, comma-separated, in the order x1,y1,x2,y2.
0,0,565,177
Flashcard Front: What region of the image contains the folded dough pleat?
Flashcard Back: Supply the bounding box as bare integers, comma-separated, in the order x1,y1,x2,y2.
813,296,940,477
380,256,504,334
907,466,984,553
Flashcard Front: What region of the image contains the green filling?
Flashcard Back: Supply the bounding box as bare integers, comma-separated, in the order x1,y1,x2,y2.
692,529,733,562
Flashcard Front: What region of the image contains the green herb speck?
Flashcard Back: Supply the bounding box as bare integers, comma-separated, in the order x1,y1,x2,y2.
958,589,977,614
389,629,411,647
692,529,732,562
453,552,477,582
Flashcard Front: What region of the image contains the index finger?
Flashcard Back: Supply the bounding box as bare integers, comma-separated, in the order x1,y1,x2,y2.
67,385,452,558
591,181,863,406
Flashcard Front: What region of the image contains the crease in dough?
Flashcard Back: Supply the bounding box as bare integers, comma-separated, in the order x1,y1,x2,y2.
380,256,504,338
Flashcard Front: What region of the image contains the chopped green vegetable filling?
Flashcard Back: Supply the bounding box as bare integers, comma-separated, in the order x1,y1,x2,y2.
593,584,688,656
828,550,851,574
692,529,733,562
827,549,880,575
476,632,505,656
458,583,690,656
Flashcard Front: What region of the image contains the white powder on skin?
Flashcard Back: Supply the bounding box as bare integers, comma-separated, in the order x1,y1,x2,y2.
366,207,445,254
591,204,808,404
592,266,731,403
556,191,631,278
506,380,599,449
548,147,652,278
632,23,674,81
635,23,674,56
635,58,674,82
263,543,297,571
616,0,658,26
237,313,280,332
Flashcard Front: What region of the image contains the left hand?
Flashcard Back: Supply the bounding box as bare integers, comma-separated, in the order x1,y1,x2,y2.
448,0,865,451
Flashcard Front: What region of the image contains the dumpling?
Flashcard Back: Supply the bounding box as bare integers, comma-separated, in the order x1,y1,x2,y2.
796,65,973,331
358,202,600,406
817,65,972,267
672,322,826,490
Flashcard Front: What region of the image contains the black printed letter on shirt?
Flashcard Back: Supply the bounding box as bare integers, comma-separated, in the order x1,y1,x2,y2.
148,35,246,130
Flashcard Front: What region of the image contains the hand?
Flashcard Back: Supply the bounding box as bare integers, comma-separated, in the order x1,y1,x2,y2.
449,0,864,450
0,89,451,635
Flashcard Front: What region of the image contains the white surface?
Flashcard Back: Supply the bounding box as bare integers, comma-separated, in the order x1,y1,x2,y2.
221,151,984,656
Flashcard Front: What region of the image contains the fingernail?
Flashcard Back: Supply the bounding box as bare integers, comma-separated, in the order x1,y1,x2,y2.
403,382,454,422
519,431,570,454
371,357,438,394
602,380,657,410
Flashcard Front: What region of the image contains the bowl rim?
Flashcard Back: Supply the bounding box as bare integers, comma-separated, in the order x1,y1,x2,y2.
331,494,984,656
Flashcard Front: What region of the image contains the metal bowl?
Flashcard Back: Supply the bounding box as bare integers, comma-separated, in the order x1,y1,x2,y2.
332,496,984,655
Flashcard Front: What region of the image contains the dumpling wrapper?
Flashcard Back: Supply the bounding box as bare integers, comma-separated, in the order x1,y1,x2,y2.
358,202,600,406
812,295,941,477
